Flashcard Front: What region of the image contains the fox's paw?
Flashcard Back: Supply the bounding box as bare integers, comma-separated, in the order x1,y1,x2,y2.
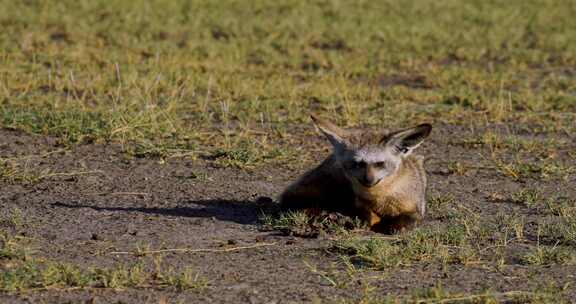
371,214,419,234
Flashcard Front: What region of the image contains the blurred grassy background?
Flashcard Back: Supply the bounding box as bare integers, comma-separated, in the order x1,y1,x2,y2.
1,0,575,162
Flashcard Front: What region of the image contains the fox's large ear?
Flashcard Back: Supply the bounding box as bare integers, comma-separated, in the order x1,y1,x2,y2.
385,123,432,156
311,115,349,151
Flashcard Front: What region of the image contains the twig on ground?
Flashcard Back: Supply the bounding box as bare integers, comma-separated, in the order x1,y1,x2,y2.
415,290,538,303
328,235,401,242
109,242,277,255
40,170,103,179
91,192,150,197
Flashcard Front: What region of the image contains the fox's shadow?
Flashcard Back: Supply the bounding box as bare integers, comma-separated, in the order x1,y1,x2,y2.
52,198,278,225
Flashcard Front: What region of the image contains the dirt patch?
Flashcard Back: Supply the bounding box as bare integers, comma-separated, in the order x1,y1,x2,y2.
1,125,575,303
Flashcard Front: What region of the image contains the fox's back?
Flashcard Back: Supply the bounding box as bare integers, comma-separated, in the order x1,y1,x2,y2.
280,154,357,213
398,155,427,214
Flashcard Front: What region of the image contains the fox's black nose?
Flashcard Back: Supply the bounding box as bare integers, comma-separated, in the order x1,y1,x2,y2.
359,166,380,187
360,176,380,187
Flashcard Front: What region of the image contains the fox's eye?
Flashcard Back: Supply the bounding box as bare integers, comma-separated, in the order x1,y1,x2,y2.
374,161,386,168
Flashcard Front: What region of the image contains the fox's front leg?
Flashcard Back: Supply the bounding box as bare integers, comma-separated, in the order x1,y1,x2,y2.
354,200,382,228
362,209,382,228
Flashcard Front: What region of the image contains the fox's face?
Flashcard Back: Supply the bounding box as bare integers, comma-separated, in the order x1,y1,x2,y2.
338,146,402,187
311,115,432,188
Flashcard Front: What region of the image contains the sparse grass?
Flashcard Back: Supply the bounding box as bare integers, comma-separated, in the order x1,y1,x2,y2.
511,189,576,217
1,220,206,293
159,266,207,291
0,209,32,261
260,194,574,272
0,208,25,231
427,194,460,220
456,133,571,157
330,220,572,302
303,261,349,289
1,0,576,301
0,234,31,261
507,190,576,248
0,161,43,184
260,210,364,237
445,161,469,176
511,189,542,208
521,245,576,266
207,139,296,170
544,216,576,247
332,222,475,269
340,282,567,304
449,132,574,182
0,258,206,293
260,210,311,232
0,154,104,185
1,0,576,164
494,158,574,181
405,284,545,304
330,199,573,271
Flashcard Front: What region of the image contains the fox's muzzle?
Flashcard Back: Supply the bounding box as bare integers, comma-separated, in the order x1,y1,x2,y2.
359,166,381,187
359,177,381,187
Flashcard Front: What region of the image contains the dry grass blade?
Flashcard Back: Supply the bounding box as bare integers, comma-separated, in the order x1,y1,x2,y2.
90,192,150,197
414,290,538,303
109,242,277,255
40,170,104,179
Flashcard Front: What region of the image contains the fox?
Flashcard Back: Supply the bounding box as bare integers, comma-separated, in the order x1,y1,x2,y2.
280,115,432,234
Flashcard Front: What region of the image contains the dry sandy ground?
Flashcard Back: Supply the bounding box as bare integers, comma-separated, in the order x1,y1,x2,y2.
1,125,575,303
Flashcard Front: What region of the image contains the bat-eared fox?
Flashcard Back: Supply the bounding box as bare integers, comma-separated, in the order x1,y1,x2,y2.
280,115,432,234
